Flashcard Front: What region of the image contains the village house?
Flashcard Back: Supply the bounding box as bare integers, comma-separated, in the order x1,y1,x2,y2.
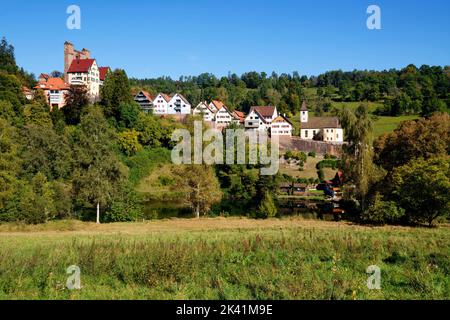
216,107,242,129
66,58,101,101
192,101,215,122
270,114,293,136
134,90,154,113
152,93,191,115
193,100,246,129
299,101,343,142
152,93,171,114
244,106,278,132
168,93,191,114
34,73,69,109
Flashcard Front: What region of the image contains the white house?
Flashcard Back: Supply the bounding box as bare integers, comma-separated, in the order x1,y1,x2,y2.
214,104,241,129
167,93,191,114
299,101,343,142
193,101,215,122
270,115,293,136
34,75,70,110
152,93,171,114
244,106,278,131
66,58,101,101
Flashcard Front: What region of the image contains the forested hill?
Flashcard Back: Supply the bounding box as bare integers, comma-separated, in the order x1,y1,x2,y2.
131,65,450,117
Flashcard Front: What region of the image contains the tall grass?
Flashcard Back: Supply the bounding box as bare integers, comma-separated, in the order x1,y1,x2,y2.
0,219,448,299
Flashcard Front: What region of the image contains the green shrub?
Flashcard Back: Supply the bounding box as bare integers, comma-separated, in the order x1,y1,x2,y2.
308,151,316,158
104,187,143,222
362,193,405,225
256,192,277,219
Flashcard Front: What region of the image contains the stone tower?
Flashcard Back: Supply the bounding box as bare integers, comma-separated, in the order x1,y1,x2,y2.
64,41,91,82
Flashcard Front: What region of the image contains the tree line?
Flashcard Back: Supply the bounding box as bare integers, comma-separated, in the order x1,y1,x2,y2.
130,65,449,117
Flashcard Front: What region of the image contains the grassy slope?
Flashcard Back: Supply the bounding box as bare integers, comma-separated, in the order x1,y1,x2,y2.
279,156,336,180
373,115,420,137
0,218,448,300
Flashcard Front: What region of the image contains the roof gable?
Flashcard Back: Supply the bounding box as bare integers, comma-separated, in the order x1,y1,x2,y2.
273,115,293,125
67,59,96,73
35,77,69,90
170,93,190,105
99,67,110,81
135,90,153,101
249,106,276,118
154,93,171,103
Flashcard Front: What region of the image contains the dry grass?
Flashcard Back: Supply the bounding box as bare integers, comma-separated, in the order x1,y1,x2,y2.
0,217,445,237
279,155,336,180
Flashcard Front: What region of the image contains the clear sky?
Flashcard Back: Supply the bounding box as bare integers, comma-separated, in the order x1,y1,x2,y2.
1,0,449,79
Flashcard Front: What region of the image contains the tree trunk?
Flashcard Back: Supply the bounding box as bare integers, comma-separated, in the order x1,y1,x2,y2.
195,204,200,219
96,203,100,224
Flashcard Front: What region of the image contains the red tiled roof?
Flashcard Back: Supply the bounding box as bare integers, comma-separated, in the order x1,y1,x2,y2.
141,91,154,101
249,106,276,118
67,59,95,73
34,77,69,90
233,110,245,119
211,100,225,110
99,67,110,81
160,93,171,102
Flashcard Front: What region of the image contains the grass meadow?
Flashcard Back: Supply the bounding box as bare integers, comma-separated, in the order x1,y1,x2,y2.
0,218,448,300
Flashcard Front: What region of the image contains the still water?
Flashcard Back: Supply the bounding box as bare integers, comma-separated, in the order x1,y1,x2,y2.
142,199,341,220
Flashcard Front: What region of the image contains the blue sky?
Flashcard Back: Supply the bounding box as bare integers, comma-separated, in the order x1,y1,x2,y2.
0,0,449,78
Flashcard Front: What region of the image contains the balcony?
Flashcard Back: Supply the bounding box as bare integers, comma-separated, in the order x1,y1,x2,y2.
49,94,61,102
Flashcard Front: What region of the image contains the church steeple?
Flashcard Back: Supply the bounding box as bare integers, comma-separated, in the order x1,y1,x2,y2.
300,101,308,123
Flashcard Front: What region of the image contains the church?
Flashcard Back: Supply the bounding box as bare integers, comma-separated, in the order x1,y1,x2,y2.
299,101,344,143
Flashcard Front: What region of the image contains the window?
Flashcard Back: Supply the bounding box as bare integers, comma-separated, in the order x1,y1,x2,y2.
305,130,308,137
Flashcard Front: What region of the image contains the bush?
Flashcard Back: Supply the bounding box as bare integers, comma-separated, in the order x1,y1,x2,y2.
317,169,325,182
118,129,142,156
362,193,405,225
284,150,293,160
308,151,316,158
255,192,277,219
103,186,143,222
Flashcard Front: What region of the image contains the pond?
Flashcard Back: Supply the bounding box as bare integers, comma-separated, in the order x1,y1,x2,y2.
142,198,343,220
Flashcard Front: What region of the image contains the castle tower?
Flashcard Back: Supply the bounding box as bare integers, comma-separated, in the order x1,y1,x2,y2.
81,48,90,59
64,41,75,82
300,100,308,123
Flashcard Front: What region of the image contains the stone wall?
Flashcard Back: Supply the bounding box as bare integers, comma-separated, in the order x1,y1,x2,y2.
278,136,343,156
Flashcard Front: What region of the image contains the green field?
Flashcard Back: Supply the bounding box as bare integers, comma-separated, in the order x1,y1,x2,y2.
0,218,448,300
373,115,420,137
